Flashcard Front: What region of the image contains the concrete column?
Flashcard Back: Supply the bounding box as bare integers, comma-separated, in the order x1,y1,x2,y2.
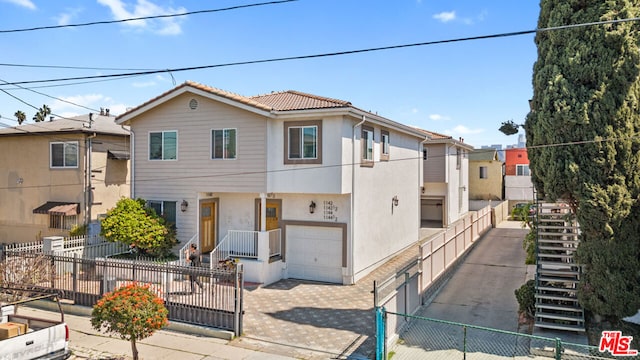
259,193,267,232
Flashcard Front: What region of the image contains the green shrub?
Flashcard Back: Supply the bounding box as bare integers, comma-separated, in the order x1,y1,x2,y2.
515,280,536,317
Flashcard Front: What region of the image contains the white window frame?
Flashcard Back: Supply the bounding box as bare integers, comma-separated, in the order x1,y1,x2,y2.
50,141,79,168
381,130,390,161
288,125,318,160
362,126,374,163
516,164,531,176
149,130,178,161
211,128,237,160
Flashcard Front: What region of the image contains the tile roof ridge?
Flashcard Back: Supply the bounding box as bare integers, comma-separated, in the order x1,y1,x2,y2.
184,81,273,111
249,89,351,106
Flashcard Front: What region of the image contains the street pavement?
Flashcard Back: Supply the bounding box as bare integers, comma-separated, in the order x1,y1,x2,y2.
20,306,296,360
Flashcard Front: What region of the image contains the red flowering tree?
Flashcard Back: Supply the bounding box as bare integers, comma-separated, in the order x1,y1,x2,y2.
91,282,168,360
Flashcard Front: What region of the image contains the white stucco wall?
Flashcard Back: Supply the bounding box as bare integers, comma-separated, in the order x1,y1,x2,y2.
351,125,422,283
266,115,344,194
505,175,534,201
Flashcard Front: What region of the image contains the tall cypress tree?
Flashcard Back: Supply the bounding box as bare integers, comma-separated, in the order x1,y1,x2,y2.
525,0,640,320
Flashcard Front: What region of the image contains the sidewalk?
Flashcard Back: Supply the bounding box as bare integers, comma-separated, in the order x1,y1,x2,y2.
20,306,296,360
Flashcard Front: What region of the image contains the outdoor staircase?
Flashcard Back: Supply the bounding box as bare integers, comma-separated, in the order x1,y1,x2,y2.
533,202,586,333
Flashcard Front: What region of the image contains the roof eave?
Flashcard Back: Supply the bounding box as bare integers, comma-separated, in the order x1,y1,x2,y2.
116,85,274,125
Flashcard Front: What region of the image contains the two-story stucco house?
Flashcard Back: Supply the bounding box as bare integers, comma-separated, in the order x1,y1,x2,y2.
504,147,534,201
115,81,429,285
418,130,474,229
0,113,130,243
468,148,503,201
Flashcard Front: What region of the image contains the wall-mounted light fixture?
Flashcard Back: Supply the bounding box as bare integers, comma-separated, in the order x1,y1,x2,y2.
180,200,189,212
309,201,316,214
391,195,399,214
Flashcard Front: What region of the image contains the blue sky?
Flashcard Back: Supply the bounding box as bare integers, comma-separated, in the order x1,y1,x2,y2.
0,0,540,148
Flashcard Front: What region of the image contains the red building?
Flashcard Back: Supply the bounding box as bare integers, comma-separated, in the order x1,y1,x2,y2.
505,148,530,176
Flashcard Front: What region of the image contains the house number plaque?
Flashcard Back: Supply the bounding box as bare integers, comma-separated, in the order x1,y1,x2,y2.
323,200,338,221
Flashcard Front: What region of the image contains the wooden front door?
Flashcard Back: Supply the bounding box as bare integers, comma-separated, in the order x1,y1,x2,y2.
260,202,280,231
200,202,216,253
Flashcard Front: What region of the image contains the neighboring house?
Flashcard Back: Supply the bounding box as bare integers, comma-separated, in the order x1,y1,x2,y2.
417,130,474,228
0,113,130,243
468,148,503,201
504,147,534,201
115,81,429,285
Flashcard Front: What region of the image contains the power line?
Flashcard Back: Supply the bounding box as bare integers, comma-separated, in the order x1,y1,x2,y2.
0,62,159,72
0,133,636,192
4,16,640,88
0,0,297,34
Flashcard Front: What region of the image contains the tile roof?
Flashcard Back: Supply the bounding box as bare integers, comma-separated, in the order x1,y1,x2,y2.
0,114,129,136
249,90,351,111
414,128,452,140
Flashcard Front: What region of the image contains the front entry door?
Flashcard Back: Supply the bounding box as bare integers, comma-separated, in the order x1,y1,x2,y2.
260,202,280,231
200,202,216,253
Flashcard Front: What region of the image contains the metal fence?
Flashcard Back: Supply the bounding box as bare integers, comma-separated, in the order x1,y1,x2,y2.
376,309,625,360
1,251,244,335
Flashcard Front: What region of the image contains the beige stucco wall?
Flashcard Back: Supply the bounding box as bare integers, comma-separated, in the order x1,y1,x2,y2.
469,160,503,200
0,133,129,244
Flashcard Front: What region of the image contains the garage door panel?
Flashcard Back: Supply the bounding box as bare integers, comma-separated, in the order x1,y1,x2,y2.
287,225,343,283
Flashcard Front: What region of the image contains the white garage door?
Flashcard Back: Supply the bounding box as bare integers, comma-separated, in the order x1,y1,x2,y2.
287,225,343,284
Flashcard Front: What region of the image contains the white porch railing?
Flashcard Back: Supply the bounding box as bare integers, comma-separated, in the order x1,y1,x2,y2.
268,229,282,257
210,229,283,269
179,234,198,266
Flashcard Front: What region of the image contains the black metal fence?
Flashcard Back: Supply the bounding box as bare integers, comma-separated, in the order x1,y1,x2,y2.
1,251,244,335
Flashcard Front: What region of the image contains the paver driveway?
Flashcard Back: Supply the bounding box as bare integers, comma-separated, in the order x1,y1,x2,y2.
231,243,421,360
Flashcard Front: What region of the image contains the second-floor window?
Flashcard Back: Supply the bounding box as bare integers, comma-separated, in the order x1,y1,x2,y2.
149,131,177,160
456,149,462,170
381,130,390,161
212,128,237,159
516,164,530,176
50,141,78,168
362,126,374,165
479,166,488,179
284,120,322,165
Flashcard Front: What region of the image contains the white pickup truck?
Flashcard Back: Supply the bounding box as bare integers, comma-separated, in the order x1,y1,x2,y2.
0,292,71,360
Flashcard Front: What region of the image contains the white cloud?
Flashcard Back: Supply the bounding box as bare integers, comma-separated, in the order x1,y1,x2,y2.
97,0,187,35
433,11,455,23
447,125,484,135
56,7,83,26
429,114,450,121
2,0,35,10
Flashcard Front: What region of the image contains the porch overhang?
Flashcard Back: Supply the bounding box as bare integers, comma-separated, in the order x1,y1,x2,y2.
107,150,130,160
33,201,80,216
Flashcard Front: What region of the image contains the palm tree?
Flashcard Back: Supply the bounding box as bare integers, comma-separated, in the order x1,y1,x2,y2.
14,110,26,125
32,105,51,122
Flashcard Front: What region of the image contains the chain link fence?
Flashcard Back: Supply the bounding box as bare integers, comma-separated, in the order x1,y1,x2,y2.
376,309,631,360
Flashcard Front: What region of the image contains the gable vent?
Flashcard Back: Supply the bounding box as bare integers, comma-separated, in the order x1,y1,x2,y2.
189,99,198,110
